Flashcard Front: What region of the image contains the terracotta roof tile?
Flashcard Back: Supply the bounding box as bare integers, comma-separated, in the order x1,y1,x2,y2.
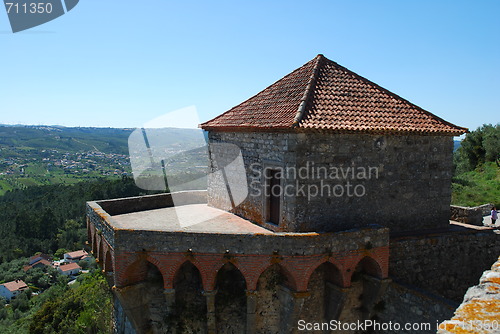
59,263,81,271
65,250,87,258
201,55,467,135
2,280,28,292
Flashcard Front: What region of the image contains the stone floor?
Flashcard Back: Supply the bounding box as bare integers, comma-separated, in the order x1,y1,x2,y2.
110,203,274,235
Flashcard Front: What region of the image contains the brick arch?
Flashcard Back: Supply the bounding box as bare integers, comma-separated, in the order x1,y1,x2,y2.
91,228,98,256
171,259,203,285
144,255,169,288
214,262,247,332
173,260,203,284
87,219,92,248
114,252,143,287
118,256,166,288
305,260,346,289
192,254,226,291
233,255,274,291
146,253,185,289
97,235,104,262
103,249,113,272
215,261,247,290
255,262,298,291
346,255,385,286
366,247,390,278
280,255,329,291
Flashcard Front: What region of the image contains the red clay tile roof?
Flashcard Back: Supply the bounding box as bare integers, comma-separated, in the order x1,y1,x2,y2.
201,54,467,135
65,250,87,259
29,254,51,265
2,280,28,292
59,263,81,271
24,259,52,272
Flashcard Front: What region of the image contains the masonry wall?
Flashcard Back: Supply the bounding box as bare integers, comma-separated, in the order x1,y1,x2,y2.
207,131,454,233
294,133,453,233
389,229,500,303
113,296,137,334
207,131,298,230
438,256,500,334
450,204,492,225
375,281,457,334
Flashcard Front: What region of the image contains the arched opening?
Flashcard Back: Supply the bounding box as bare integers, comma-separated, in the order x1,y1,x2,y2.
98,239,103,263
302,262,343,325
255,264,290,333
115,260,168,333
215,262,247,333
104,251,113,272
87,221,92,248
143,262,168,333
354,256,383,279
339,256,382,328
172,261,207,333
92,232,97,256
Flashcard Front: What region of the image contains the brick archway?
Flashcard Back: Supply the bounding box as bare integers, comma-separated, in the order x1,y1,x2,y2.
116,256,165,288
346,255,385,285
215,262,247,333
305,260,345,289
97,236,104,262
255,262,298,291
104,250,113,272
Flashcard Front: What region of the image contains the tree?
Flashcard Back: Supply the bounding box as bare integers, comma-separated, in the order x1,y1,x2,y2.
54,248,69,260
11,290,30,313
454,124,500,173
483,124,500,164
0,307,7,321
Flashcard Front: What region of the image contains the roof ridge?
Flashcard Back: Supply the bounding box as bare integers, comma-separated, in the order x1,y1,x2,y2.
292,54,323,127
319,57,468,133
200,56,319,129
200,54,467,135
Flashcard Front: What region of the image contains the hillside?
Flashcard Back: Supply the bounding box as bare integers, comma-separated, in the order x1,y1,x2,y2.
452,161,500,207
0,126,132,155
0,125,206,195
0,125,205,154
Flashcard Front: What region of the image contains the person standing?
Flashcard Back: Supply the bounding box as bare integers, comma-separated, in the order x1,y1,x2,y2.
492,207,498,226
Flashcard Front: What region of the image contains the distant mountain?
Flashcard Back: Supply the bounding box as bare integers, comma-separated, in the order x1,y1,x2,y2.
0,125,204,155
454,140,461,151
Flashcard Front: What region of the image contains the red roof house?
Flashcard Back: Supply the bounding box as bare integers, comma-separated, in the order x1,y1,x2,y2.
0,280,28,301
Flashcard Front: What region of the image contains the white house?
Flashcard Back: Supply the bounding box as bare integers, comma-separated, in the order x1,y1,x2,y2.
58,262,81,276
0,280,28,302
64,250,89,263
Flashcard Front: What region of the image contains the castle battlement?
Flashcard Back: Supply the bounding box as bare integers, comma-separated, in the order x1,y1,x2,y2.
87,190,390,333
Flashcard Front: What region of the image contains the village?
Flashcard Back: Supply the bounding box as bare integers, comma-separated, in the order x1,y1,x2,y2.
0,148,130,177
0,249,93,304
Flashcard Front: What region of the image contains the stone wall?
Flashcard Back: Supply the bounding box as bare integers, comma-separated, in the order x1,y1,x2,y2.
450,204,492,225
375,281,457,334
207,131,298,230
389,228,500,302
294,133,453,233
207,131,454,233
113,295,137,334
438,256,500,334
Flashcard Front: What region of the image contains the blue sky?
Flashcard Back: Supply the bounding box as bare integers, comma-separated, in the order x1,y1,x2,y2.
0,0,498,132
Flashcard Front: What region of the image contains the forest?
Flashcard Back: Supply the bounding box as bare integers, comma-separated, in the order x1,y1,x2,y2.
0,177,161,333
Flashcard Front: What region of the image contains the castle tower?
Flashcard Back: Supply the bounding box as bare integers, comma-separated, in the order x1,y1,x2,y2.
87,54,467,334
201,54,466,233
